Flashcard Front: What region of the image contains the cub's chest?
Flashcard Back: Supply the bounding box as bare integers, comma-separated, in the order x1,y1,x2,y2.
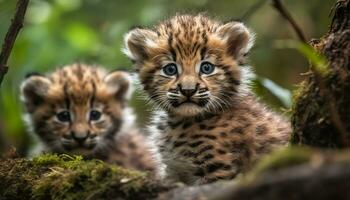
159,119,225,167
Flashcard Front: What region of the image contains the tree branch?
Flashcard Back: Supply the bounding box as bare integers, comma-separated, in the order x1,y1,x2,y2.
0,0,30,87
271,0,307,42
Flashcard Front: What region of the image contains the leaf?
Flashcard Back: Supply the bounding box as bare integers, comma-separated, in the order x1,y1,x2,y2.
257,77,292,107
274,39,328,75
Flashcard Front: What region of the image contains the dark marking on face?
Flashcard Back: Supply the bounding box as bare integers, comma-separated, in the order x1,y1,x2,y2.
90,81,96,108
168,33,177,61
63,83,70,109
200,46,207,60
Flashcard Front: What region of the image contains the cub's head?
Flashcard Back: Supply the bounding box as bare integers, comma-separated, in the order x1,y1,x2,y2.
123,14,254,117
21,64,131,156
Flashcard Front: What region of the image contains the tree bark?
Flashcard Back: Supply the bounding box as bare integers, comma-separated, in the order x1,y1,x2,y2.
291,0,350,148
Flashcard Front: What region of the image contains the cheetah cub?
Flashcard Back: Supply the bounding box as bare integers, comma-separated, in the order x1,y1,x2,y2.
123,15,291,184
21,64,156,173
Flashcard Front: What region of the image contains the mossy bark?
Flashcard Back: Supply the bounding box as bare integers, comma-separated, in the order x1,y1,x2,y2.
291,0,350,148
0,154,173,200
2,148,350,200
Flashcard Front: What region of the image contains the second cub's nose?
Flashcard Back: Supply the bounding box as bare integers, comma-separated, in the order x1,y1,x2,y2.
71,131,90,143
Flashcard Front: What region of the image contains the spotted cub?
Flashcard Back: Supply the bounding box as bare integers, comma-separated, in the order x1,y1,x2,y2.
21,64,156,173
123,15,291,184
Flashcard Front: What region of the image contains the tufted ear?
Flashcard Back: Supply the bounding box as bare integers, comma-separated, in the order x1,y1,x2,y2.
123,28,158,62
104,70,131,100
21,73,51,112
218,22,255,59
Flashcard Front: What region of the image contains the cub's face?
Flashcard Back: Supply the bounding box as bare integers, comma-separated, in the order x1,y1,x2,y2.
124,15,254,117
21,65,130,156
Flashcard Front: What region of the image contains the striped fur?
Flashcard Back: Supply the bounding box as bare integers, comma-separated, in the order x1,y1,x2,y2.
21,64,156,173
124,15,290,184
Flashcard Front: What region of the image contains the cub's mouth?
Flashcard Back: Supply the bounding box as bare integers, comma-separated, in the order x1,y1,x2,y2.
62,140,97,152
171,98,209,108
173,99,198,107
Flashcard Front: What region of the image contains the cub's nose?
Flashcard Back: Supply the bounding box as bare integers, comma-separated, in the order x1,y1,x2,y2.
180,88,197,97
71,131,90,144
178,84,198,97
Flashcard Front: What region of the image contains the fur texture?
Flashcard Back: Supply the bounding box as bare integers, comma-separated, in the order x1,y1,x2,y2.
21,63,156,173
123,14,291,184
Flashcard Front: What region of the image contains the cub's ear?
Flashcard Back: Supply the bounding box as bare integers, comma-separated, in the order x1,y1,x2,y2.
21,73,51,112
123,28,158,62
104,70,132,100
218,22,255,59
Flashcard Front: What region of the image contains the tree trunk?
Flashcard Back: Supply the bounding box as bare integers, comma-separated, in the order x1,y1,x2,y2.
291,0,350,148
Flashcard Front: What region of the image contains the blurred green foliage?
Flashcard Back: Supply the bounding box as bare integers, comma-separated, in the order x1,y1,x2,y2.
0,0,334,155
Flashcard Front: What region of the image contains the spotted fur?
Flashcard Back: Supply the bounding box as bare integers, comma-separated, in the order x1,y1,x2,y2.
21,64,156,173
123,14,291,185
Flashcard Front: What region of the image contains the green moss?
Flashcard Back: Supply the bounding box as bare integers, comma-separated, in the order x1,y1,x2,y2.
241,147,314,184
32,154,82,166
0,154,171,200
291,81,307,104
253,147,313,173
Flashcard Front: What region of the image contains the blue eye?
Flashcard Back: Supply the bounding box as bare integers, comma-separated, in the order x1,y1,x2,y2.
90,110,102,121
57,111,71,122
200,62,215,75
163,63,178,76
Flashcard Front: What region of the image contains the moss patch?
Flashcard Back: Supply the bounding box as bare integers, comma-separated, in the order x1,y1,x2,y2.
0,154,171,200
241,147,314,184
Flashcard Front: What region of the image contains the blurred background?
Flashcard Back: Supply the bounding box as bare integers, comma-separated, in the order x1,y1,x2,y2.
0,0,334,155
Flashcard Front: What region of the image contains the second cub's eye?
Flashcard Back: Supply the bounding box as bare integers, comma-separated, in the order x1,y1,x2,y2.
200,62,215,75
162,63,178,76
90,110,102,121
56,111,71,122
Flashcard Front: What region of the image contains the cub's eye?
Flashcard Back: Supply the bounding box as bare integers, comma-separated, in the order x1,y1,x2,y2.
162,63,178,76
90,110,102,121
56,111,71,122
200,62,215,75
